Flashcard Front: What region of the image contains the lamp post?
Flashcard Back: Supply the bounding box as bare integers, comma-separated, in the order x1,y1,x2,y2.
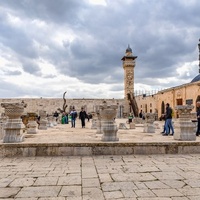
198,39,200,74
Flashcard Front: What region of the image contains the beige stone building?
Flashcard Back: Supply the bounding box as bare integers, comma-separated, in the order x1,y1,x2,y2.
135,79,200,119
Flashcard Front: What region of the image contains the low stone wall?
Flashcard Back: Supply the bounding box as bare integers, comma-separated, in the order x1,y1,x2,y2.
1,142,200,157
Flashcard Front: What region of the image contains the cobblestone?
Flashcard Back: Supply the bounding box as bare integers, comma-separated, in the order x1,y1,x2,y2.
0,154,200,199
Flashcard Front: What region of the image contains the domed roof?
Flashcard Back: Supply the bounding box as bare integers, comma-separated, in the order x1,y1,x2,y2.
126,45,132,53
191,74,200,83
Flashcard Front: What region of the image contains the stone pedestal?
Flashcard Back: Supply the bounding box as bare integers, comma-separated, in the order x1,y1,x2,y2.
174,105,196,141
129,122,135,129
47,116,54,128
143,113,156,133
96,119,102,134
1,102,26,143
99,103,118,141
38,110,48,130
27,113,38,134
52,117,57,126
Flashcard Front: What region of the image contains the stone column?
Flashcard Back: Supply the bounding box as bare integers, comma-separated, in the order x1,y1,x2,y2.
99,103,119,141
52,117,57,126
143,113,156,133
27,113,38,134
47,116,54,128
1,102,26,143
174,105,196,141
38,110,48,130
96,113,102,134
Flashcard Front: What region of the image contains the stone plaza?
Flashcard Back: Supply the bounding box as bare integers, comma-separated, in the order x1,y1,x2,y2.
0,118,200,199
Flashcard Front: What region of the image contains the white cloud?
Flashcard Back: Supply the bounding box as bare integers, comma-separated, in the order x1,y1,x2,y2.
87,0,107,6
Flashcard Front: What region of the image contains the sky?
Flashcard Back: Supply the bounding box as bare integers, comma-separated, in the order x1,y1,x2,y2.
0,0,200,99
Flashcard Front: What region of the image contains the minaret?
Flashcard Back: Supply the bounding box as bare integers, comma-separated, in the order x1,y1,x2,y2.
121,45,137,115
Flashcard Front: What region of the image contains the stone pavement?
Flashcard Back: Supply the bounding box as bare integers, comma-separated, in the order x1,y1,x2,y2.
0,154,200,199
1,119,200,157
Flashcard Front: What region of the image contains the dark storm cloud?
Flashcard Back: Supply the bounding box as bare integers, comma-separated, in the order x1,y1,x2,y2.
0,0,87,24
21,59,41,75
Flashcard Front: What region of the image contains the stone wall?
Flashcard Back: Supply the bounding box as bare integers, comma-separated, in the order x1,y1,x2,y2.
0,98,125,118
135,80,200,118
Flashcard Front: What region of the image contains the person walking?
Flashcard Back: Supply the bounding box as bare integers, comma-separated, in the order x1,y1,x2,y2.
70,108,77,128
79,108,87,128
196,101,200,136
128,113,133,123
163,103,174,136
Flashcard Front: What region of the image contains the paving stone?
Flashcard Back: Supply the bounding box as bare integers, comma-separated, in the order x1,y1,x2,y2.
0,177,15,187
151,171,184,180
98,173,112,183
104,190,124,199
59,186,81,197
188,196,200,200
152,188,184,197
134,181,148,189
0,188,20,198
160,180,186,188
9,177,36,187
57,175,81,185
16,186,61,198
111,172,156,182
34,177,58,186
102,181,137,191
83,187,104,200
134,189,156,197
82,178,100,188
121,189,137,198
178,188,200,196
144,180,170,189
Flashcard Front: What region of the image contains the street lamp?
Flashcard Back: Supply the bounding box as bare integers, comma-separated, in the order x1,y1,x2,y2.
198,39,200,73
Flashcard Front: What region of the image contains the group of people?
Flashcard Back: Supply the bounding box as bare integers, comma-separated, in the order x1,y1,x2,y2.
55,108,91,128
161,102,200,136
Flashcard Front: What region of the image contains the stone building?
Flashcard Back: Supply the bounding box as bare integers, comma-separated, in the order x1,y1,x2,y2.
135,79,200,119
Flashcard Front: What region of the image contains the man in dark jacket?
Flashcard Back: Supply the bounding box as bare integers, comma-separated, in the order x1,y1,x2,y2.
163,103,174,136
79,108,87,128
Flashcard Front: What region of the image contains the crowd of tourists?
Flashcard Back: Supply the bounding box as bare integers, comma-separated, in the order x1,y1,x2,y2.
53,108,92,128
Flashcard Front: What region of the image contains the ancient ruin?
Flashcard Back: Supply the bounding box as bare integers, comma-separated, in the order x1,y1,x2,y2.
99,102,119,141
1,102,26,143
174,105,196,141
